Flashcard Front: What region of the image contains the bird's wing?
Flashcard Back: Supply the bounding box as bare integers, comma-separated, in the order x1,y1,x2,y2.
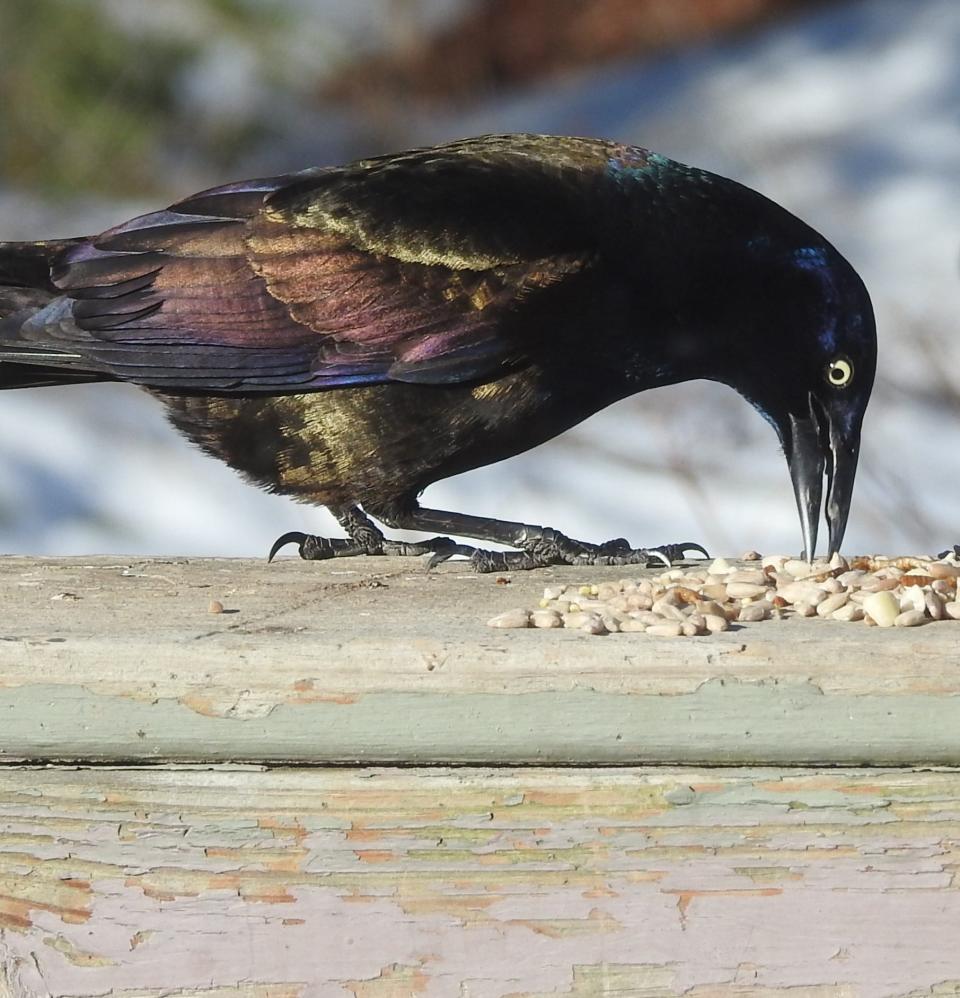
32,135,639,392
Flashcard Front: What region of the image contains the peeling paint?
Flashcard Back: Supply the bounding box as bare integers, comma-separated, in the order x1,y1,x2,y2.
2,767,960,996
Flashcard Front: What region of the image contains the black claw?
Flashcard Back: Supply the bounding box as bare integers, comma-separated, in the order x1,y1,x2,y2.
268,531,308,562
655,541,710,562
427,542,477,569
644,548,673,568
936,544,960,561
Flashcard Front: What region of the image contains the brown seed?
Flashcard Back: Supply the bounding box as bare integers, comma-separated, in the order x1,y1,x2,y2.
700,584,729,602
741,550,762,561
208,600,224,614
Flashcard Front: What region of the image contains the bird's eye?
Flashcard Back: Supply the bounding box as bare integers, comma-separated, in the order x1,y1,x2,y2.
825,356,854,388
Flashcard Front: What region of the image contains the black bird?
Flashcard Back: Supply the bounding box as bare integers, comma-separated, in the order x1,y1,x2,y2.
0,134,876,570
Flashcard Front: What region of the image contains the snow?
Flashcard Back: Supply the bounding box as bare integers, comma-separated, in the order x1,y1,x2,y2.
0,0,957,559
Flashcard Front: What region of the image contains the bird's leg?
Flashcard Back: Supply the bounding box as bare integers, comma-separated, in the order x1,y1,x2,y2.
268,506,461,562
369,503,708,573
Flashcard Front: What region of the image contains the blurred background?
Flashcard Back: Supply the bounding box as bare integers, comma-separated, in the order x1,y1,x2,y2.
0,0,957,558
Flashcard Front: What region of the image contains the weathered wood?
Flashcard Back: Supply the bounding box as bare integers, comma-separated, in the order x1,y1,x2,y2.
2,556,960,766
1,765,960,997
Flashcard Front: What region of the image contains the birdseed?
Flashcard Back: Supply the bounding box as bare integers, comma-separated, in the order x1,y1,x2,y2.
486,551,960,635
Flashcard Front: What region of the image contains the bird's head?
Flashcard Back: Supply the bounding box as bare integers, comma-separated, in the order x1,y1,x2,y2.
612,163,877,559
691,230,877,561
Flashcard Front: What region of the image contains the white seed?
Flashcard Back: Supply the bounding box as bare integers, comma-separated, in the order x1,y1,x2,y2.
829,552,849,571
932,579,955,595
542,585,567,600
726,582,769,600
695,599,727,618
631,610,666,626
618,619,647,632
820,577,843,594
817,592,849,617
863,591,899,628
943,602,960,620
487,609,531,628
703,613,730,632
894,609,927,628
899,587,926,614
652,598,685,621
777,582,828,606
784,559,816,578
531,609,562,629
761,554,789,571
837,570,867,589
685,612,706,632
925,591,945,621
580,618,608,635
681,620,703,637
627,593,654,611
601,615,622,633
738,604,768,622
793,601,817,617
597,582,621,601
646,621,684,637
707,557,732,575
726,569,767,585
832,603,864,622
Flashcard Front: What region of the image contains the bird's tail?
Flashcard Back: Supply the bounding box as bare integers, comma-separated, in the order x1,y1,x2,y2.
0,238,104,388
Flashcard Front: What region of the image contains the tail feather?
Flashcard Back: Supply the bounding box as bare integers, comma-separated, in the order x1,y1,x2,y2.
0,238,108,388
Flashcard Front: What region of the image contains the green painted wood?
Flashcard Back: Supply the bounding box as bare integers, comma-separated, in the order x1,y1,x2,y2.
1,556,958,765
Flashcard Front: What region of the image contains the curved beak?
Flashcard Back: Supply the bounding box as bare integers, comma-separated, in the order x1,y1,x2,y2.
783,398,859,560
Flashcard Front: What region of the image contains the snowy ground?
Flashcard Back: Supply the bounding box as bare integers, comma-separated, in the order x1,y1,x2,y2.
0,0,957,559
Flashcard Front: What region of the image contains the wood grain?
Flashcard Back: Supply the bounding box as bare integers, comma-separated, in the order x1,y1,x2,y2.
1,557,960,766
2,766,960,997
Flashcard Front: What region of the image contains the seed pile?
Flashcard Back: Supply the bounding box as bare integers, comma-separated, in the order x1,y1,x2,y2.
486,552,960,636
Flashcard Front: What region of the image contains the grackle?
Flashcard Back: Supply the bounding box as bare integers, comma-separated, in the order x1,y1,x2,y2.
0,134,876,571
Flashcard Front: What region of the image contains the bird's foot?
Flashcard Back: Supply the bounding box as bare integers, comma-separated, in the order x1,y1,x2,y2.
268,530,461,563
936,544,960,561
427,529,709,574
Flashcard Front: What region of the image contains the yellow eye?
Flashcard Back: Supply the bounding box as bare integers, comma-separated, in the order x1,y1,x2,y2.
825,356,854,388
